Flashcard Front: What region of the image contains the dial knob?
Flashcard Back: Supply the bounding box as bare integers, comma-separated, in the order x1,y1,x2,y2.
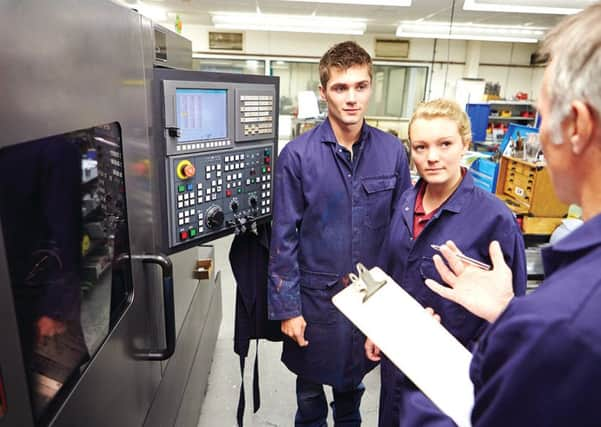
205,205,224,229
230,198,239,212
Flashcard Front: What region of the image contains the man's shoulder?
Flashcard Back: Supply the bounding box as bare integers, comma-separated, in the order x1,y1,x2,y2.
366,125,403,146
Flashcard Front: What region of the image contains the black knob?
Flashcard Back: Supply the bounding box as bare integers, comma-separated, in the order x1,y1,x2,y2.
230,199,239,212
205,205,224,229
249,196,257,208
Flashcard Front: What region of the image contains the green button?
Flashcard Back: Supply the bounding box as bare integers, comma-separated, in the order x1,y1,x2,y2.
178,184,185,193
262,166,267,174
264,149,271,156
190,228,197,237
237,188,242,194
251,178,256,184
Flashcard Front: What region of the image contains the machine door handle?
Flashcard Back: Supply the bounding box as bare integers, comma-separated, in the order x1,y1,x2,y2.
118,253,175,361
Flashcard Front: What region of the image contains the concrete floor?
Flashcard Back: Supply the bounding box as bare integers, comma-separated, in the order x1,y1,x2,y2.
196,236,381,427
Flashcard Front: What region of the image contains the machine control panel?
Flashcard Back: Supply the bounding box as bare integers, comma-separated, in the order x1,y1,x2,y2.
167,144,273,247
156,70,279,251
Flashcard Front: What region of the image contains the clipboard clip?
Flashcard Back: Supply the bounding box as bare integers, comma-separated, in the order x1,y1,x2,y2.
348,263,387,303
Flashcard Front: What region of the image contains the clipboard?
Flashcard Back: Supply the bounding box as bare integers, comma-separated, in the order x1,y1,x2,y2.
332,264,474,427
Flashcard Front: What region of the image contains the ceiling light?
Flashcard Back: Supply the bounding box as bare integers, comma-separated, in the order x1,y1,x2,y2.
396,21,547,43
211,12,367,35
286,0,411,6
463,0,587,15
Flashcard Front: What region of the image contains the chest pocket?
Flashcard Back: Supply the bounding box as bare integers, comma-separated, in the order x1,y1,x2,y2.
362,175,397,229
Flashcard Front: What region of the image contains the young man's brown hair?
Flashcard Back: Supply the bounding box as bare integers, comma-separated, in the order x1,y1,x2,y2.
319,41,373,88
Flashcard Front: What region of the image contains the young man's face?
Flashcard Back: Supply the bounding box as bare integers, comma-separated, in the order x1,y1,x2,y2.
319,64,372,130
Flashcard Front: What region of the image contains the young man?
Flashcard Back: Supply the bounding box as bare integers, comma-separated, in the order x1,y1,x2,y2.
268,41,411,426
421,4,601,426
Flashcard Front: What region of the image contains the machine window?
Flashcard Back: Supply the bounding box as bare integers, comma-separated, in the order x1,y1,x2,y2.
0,122,132,425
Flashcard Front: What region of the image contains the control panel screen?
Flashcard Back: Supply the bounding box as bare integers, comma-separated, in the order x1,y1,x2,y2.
176,88,227,143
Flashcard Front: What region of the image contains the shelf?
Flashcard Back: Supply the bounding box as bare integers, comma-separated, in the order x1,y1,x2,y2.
488,100,536,106
489,116,535,121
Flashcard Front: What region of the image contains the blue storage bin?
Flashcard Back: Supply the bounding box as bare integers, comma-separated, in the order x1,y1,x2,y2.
470,157,498,192
466,103,491,142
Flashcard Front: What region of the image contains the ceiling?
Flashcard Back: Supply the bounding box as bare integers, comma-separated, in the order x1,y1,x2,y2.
116,0,593,35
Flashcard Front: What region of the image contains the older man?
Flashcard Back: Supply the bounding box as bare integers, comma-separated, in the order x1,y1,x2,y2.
424,3,601,426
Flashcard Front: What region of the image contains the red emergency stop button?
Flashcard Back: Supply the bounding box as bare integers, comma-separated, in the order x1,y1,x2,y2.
176,160,196,180
180,230,189,240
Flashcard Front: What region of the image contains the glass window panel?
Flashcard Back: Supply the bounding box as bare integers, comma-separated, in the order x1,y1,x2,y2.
0,122,132,425
271,61,323,116
192,58,265,75
368,64,429,117
271,60,428,119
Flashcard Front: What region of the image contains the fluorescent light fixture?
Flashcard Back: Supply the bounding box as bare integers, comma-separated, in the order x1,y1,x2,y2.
463,0,587,15
211,12,367,35
287,0,411,6
396,21,547,43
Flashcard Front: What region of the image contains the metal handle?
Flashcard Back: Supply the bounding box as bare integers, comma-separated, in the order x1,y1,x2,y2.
118,253,175,361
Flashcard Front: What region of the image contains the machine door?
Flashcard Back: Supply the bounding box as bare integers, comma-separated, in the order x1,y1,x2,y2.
0,124,173,427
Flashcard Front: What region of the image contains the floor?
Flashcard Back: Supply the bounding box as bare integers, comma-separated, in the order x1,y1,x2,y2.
196,235,381,427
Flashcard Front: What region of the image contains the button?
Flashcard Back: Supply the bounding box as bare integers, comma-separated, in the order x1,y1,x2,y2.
180,230,189,240
190,228,197,237
178,212,184,218
264,156,271,164
226,189,232,197
262,166,267,174
237,188,242,194
197,183,203,189
178,184,185,193
187,184,193,191
267,166,271,173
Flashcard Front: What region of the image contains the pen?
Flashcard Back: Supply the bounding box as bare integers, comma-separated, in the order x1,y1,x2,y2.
430,244,491,271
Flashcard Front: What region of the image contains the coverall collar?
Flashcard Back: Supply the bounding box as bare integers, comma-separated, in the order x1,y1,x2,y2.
399,169,475,232
542,212,601,276
319,117,370,147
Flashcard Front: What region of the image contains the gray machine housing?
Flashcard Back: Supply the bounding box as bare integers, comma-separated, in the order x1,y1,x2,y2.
0,1,240,427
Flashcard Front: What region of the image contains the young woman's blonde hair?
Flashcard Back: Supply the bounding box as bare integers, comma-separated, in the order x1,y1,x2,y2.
408,99,472,146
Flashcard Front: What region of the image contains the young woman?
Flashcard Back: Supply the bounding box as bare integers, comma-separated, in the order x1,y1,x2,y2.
365,99,527,426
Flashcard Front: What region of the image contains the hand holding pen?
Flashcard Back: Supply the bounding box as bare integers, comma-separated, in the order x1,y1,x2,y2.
430,243,491,270
424,240,514,323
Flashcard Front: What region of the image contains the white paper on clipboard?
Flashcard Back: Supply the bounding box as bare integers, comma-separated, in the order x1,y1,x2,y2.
332,266,474,427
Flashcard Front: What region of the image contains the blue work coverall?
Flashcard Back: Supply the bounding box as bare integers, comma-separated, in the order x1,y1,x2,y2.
396,212,601,427
379,172,527,426
268,118,411,392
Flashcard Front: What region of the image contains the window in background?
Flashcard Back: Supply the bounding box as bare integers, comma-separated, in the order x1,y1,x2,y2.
270,61,322,116
368,64,429,117
271,60,428,118
192,58,266,75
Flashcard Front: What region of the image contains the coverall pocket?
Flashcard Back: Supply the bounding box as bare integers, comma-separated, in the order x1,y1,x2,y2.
300,270,339,325
362,175,397,229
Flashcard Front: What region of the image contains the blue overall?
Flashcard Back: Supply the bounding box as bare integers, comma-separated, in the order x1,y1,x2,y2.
379,172,527,427
395,213,601,427
268,118,411,425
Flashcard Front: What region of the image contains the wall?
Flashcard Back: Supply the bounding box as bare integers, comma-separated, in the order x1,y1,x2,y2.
182,25,544,101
